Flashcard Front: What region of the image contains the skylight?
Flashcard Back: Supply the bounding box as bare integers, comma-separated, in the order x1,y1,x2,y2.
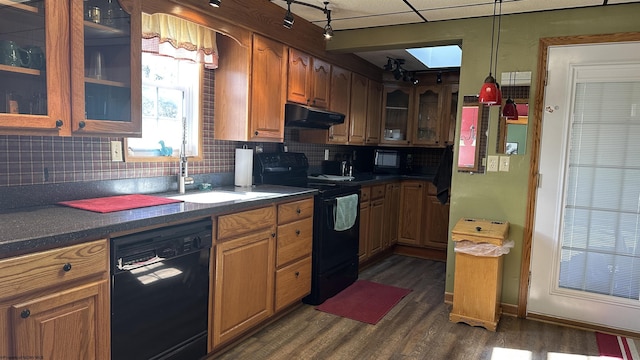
406,45,462,69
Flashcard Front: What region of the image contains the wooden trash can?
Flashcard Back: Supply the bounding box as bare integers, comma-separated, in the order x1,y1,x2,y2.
449,218,509,331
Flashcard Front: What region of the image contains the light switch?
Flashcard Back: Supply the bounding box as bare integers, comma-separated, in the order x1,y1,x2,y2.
499,156,510,172
487,155,499,172
111,141,123,162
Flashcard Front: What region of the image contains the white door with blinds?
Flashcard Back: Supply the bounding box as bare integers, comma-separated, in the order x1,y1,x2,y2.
528,41,640,332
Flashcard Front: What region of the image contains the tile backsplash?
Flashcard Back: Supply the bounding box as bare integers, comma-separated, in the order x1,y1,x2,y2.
0,70,443,188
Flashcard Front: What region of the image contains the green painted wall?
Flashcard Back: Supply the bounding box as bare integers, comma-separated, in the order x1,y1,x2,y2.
327,4,640,305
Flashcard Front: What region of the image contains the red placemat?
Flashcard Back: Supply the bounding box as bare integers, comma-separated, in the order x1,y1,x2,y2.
58,194,182,213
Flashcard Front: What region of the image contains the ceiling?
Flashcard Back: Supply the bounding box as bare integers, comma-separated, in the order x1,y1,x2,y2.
269,0,640,71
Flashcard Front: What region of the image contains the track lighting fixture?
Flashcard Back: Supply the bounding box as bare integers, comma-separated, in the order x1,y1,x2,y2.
209,0,221,7
276,0,336,40
283,0,294,29
323,2,333,40
382,58,419,85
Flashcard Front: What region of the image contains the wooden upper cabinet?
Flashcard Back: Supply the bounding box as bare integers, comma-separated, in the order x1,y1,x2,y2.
287,48,330,109
412,85,443,146
72,0,141,137
348,73,368,145
328,65,351,144
287,49,311,106
310,58,331,109
215,32,286,142
380,84,412,146
250,34,287,141
0,0,141,137
365,80,383,145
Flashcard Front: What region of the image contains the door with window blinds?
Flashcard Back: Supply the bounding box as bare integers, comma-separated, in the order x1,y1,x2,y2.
529,41,640,332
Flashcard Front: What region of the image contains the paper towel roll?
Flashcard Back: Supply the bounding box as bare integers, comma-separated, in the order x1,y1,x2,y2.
235,148,253,187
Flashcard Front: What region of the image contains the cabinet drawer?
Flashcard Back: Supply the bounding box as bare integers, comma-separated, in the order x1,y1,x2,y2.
278,198,313,225
371,184,386,200
0,239,108,298
276,218,313,267
275,256,312,312
218,205,276,240
360,186,371,203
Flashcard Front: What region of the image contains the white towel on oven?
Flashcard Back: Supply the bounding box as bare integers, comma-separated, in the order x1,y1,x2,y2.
334,194,358,231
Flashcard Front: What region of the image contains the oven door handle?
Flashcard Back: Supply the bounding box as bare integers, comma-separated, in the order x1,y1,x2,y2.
324,199,336,230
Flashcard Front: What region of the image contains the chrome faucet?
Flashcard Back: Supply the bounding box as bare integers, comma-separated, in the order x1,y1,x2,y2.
178,117,193,194
178,153,194,194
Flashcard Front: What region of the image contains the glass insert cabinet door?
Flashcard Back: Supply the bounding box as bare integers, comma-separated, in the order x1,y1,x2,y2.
0,0,140,137
72,0,141,136
0,0,70,135
381,84,411,145
413,85,441,146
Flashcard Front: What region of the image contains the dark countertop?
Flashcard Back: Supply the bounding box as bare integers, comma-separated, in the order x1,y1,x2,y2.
0,174,436,260
0,185,316,260
344,173,435,186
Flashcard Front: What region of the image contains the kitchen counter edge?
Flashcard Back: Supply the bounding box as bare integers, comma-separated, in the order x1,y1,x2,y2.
0,185,317,260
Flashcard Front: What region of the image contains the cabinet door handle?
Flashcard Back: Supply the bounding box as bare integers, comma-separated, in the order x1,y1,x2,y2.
78,121,86,129
62,263,72,272
271,233,276,238
295,271,300,277
296,208,301,214
20,309,30,319
254,131,259,136
55,119,63,128
295,229,300,236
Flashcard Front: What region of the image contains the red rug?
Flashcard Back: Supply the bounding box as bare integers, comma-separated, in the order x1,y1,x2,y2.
315,280,412,325
596,332,640,359
58,194,182,213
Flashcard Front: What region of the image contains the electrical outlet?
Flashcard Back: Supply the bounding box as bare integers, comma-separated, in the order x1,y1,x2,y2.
487,155,499,172
110,141,123,162
499,156,510,172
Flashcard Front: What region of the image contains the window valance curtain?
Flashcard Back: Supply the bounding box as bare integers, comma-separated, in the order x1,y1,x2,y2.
142,13,218,69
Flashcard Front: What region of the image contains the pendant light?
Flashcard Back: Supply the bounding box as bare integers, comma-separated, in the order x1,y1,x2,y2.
502,72,519,119
478,0,503,105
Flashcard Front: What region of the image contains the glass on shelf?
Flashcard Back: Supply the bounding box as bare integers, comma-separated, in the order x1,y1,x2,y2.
82,0,132,123
0,0,48,115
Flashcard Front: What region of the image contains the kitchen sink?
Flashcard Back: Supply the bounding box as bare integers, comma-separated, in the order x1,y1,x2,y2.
168,190,276,204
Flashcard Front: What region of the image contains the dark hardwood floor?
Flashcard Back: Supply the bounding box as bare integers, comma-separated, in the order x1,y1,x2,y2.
213,255,599,359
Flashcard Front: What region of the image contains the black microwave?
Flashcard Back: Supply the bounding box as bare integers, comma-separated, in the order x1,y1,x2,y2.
373,149,400,173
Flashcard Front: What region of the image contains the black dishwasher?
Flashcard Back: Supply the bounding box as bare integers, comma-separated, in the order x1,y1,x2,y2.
111,219,212,360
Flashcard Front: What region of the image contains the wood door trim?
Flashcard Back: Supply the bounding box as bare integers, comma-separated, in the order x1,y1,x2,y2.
518,31,640,318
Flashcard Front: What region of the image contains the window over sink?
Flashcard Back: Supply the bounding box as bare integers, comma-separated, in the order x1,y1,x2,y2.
125,50,202,161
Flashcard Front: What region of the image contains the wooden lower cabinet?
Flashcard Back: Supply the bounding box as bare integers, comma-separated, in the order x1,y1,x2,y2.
358,188,370,263
211,197,314,349
422,187,450,250
275,198,313,312
369,198,384,257
275,256,312,312
0,239,109,360
359,184,386,263
398,181,425,245
398,181,450,250
9,280,109,359
383,182,400,249
212,227,276,346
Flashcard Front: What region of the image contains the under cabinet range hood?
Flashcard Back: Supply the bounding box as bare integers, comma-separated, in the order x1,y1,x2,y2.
284,103,345,129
